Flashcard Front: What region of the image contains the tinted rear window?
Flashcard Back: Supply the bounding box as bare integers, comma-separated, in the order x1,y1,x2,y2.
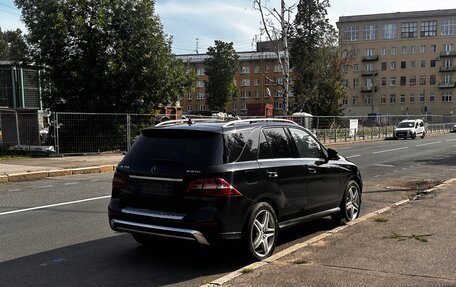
122,129,223,169
224,129,257,163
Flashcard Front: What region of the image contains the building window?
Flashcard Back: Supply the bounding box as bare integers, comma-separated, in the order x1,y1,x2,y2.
420,75,426,85
353,78,359,87
240,91,250,98
353,64,359,72
401,46,407,54
196,92,205,100
264,66,270,73
187,105,192,111
390,77,396,86
401,22,417,38
429,93,435,102
233,103,237,111
274,102,283,110
411,60,416,68
254,66,260,73
420,93,425,103
441,20,456,36
240,79,250,87
430,60,436,67
431,45,437,52
352,96,358,105
342,65,348,73
401,61,406,69
342,97,348,105
264,78,270,85
400,76,406,86
198,105,205,111
381,77,387,86
254,78,259,86
430,75,436,85
196,68,205,76
343,79,349,88
420,21,437,37
442,92,452,102
344,25,359,41
363,24,377,40
390,94,396,104
365,95,372,105
391,62,396,70
187,93,192,100
254,90,260,98
274,65,282,73
240,66,250,74
400,94,406,103
391,47,397,55
381,47,387,55
381,62,387,71
410,45,416,54
382,23,397,39
381,95,386,104
196,80,204,88
410,94,415,103
420,60,426,68
241,103,247,111
420,45,426,53
365,48,375,56
264,90,270,97
410,76,416,86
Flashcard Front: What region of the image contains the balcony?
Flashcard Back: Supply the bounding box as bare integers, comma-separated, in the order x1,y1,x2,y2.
362,55,379,61
439,66,456,72
438,82,456,89
361,86,378,93
361,69,378,76
440,51,456,57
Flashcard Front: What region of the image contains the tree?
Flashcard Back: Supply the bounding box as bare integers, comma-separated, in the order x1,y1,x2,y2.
204,40,239,112
0,28,29,62
14,0,195,113
253,0,295,115
290,0,343,116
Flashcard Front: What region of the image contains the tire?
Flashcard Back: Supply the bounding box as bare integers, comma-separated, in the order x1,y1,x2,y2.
411,133,416,139
332,180,361,225
421,132,426,139
243,202,278,261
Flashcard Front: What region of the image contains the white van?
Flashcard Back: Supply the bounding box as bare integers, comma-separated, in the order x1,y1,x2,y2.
394,119,426,139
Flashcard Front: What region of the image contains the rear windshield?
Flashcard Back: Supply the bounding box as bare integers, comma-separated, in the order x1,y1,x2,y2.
122,129,223,169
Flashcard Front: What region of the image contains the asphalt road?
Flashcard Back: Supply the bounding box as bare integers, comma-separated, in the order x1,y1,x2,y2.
0,133,455,287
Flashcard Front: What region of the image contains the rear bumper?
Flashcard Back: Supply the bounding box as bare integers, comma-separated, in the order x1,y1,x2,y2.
110,218,210,245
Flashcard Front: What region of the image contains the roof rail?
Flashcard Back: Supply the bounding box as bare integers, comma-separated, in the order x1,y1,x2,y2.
222,118,298,128
155,118,224,127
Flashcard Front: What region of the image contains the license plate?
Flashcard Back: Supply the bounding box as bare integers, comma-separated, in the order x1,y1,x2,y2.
140,181,175,195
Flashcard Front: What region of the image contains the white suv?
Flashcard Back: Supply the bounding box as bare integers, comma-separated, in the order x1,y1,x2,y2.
394,119,426,139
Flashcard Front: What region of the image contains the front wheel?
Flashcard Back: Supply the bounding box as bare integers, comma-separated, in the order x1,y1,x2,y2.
243,202,278,261
421,132,426,139
332,180,362,225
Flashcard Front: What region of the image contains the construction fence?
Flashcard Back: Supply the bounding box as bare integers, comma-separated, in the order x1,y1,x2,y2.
1,110,455,156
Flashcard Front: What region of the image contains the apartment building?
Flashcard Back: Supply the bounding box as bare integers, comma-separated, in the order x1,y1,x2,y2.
337,9,456,116
176,48,293,116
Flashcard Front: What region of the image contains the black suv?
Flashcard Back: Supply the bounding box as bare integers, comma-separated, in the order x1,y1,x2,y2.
108,118,362,260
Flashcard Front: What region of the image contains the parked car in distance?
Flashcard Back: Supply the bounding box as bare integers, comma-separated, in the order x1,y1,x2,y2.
108,118,363,260
394,119,426,139
452,124,456,133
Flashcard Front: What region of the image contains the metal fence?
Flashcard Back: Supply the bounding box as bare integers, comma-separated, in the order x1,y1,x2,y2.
1,111,455,156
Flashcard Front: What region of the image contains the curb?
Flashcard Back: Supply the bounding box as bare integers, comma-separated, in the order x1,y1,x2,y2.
1,165,116,183
202,177,456,287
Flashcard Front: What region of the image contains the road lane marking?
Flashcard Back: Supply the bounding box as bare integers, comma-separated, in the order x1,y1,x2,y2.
372,147,408,154
446,139,456,142
38,185,54,189
64,182,79,186
346,155,361,159
416,141,442,147
0,196,111,216
8,189,20,192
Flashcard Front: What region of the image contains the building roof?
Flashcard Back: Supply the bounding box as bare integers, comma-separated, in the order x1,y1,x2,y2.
176,51,284,63
337,9,456,26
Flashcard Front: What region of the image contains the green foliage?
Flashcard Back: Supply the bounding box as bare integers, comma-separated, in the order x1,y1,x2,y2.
0,28,29,62
14,0,195,113
204,40,239,112
290,0,344,116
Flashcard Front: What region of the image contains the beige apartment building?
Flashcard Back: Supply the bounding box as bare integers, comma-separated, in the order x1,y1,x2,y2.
337,9,456,117
176,44,294,116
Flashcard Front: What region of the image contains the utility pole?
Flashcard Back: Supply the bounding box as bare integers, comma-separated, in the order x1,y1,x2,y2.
281,0,290,116
195,38,199,55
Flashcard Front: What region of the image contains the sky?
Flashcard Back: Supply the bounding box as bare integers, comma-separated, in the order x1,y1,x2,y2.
1,0,455,54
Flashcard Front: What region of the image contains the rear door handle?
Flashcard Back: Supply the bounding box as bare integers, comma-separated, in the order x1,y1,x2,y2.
267,171,278,178
307,167,317,174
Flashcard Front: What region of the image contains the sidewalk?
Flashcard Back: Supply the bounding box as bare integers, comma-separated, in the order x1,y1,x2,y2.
0,153,123,183
210,179,456,287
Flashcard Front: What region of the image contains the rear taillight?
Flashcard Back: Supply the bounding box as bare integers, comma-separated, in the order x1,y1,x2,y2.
185,178,242,197
112,170,129,190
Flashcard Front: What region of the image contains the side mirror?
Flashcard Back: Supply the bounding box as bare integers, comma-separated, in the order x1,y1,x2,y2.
327,148,339,160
